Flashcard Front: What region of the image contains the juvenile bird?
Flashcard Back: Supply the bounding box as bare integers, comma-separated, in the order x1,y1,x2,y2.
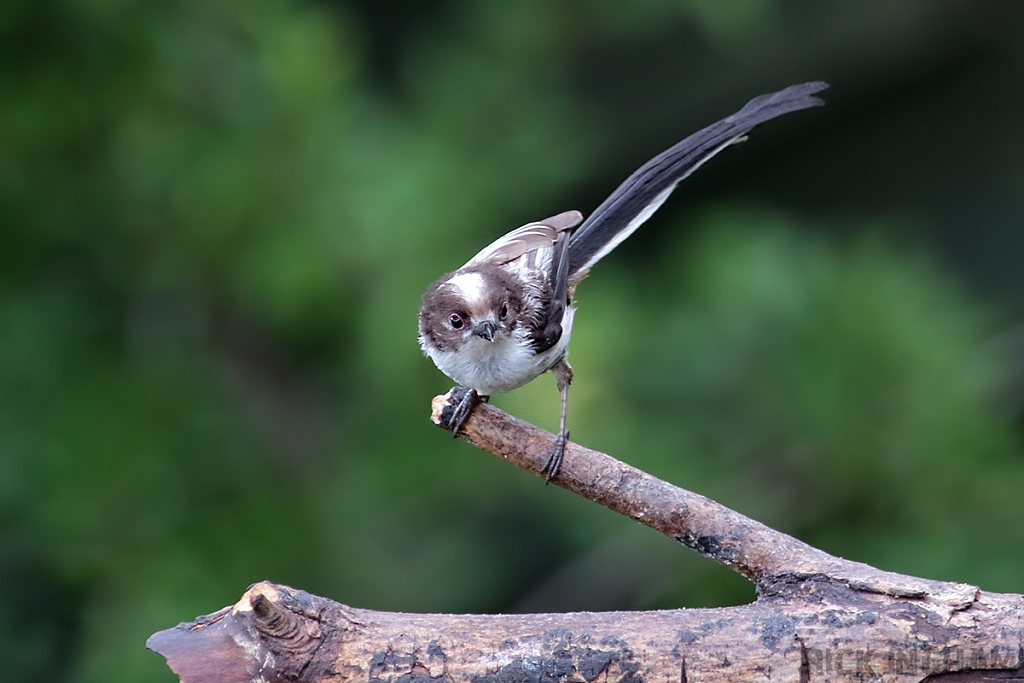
419,81,827,480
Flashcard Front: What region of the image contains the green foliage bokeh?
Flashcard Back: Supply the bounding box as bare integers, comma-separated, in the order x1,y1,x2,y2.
2,1,1023,681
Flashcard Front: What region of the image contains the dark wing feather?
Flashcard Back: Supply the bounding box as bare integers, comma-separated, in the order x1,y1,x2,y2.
567,82,827,275
531,229,572,353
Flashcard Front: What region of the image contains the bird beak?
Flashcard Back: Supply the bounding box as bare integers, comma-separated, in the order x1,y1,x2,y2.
473,320,495,342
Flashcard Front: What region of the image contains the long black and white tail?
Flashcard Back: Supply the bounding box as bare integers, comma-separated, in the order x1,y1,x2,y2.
566,81,827,276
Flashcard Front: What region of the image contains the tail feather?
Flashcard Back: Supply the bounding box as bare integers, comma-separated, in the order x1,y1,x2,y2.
567,81,827,275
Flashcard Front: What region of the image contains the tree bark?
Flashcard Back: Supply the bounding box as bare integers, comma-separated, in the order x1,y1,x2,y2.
147,390,1024,683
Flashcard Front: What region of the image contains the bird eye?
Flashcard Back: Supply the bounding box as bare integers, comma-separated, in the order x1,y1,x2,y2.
499,303,509,320
448,313,464,329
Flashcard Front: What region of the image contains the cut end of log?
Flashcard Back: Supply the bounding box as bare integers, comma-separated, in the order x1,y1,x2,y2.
148,582,329,683
146,605,251,683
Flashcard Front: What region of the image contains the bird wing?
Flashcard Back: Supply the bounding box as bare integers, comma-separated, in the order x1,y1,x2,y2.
464,210,583,267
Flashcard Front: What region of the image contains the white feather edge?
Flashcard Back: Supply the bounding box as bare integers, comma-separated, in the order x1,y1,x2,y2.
463,223,557,268
464,211,582,268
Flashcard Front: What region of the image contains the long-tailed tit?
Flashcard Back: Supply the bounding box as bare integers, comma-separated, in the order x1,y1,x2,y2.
419,82,827,480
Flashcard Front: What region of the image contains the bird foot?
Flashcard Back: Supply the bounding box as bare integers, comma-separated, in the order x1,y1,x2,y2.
541,430,569,482
440,386,480,436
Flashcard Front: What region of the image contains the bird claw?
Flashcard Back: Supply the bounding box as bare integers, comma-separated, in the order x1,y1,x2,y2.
441,386,480,436
541,430,569,482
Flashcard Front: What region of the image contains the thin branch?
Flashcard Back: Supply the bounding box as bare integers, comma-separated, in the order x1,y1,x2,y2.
431,390,976,606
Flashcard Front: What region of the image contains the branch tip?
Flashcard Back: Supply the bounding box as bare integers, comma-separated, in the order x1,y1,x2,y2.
430,391,451,426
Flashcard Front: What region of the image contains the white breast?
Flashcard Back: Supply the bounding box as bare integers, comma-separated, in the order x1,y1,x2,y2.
426,305,574,396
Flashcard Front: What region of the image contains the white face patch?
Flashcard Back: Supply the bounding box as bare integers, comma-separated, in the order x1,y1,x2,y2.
446,272,488,311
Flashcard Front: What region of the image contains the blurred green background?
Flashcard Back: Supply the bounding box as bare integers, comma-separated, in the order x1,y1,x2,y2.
3,0,1024,680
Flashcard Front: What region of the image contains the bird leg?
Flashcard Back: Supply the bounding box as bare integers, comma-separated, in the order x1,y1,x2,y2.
541,360,573,482
441,386,483,436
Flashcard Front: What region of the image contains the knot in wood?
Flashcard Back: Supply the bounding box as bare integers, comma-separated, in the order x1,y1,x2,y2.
250,592,322,655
